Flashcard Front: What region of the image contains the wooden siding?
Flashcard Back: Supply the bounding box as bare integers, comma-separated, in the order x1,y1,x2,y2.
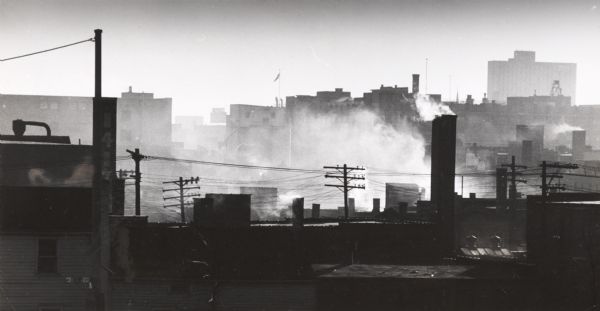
112,280,316,311
0,235,93,311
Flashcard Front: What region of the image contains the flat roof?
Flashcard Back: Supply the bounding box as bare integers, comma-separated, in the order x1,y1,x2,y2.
319,264,530,280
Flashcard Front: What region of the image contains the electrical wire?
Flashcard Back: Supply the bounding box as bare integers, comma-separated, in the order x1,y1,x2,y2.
0,38,94,62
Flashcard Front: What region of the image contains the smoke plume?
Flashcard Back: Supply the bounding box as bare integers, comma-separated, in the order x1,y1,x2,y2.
291,107,430,211
414,94,454,121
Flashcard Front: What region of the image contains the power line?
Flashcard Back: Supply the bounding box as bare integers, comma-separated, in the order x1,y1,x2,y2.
0,38,94,62
324,164,365,220
144,154,323,173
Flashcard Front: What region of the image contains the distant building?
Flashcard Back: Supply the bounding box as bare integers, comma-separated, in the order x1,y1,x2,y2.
0,86,173,154
117,88,173,154
285,88,354,116
225,104,288,166
210,107,227,124
487,51,576,104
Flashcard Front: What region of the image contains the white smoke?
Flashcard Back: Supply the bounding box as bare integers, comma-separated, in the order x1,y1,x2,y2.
545,122,584,148
548,122,583,138
414,94,454,121
291,107,430,211
276,191,300,218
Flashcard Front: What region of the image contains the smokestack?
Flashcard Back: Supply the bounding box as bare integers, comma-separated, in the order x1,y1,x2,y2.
412,74,420,94
431,115,457,256
348,198,355,217
372,198,381,214
311,204,320,219
292,198,304,228
572,130,586,161
516,125,544,164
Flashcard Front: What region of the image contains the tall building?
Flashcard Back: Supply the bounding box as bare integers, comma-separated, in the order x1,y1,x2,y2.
487,51,576,104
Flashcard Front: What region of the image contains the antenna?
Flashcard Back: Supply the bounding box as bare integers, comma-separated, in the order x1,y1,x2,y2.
425,58,428,94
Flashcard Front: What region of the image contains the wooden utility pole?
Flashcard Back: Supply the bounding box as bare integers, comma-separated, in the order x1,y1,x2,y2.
539,161,579,262
163,176,200,223
324,164,365,220
126,148,146,216
502,155,528,201
540,161,578,196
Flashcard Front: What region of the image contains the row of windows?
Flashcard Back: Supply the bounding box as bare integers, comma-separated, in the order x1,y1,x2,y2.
38,103,88,110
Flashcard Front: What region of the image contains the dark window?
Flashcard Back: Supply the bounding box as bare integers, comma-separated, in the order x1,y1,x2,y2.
38,239,57,273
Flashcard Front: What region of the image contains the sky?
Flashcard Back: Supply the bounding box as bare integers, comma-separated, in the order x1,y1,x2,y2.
1,0,599,119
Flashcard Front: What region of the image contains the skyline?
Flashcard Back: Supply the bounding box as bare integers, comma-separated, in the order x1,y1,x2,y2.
1,0,599,119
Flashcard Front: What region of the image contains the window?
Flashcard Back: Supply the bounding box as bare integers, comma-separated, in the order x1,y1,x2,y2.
40,102,48,109
37,239,57,273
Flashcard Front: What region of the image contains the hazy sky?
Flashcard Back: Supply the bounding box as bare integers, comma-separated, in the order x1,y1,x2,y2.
1,0,599,118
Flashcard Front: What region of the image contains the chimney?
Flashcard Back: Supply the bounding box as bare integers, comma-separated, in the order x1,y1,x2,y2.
292,198,304,228
412,74,420,94
431,115,457,256
311,203,320,219
469,193,476,199
128,86,132,93
372,198,381,214
348,198,356,217
572,130,586,161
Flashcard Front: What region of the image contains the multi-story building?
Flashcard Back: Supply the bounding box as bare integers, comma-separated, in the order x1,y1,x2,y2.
0,86,173,155
487,51,577,104
0,128,96,310
225,104,288,166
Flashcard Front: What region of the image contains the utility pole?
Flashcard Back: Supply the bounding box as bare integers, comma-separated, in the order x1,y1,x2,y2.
126,148,146,216
163,176,200,223
501,155,527,248
539,161,578,264
324,164,365,220
502,155,528,201
540,161,578,196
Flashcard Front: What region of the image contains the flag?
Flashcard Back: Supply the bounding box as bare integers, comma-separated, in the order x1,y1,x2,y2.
273,72,280,82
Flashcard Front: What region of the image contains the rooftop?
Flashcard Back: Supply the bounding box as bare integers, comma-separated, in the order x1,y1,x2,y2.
319,264,533,280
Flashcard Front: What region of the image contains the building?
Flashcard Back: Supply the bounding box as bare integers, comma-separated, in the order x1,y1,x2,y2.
210,107,227,124
0,125,96,310
0,86,173,154
225,104,288,166
487,51,576,104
